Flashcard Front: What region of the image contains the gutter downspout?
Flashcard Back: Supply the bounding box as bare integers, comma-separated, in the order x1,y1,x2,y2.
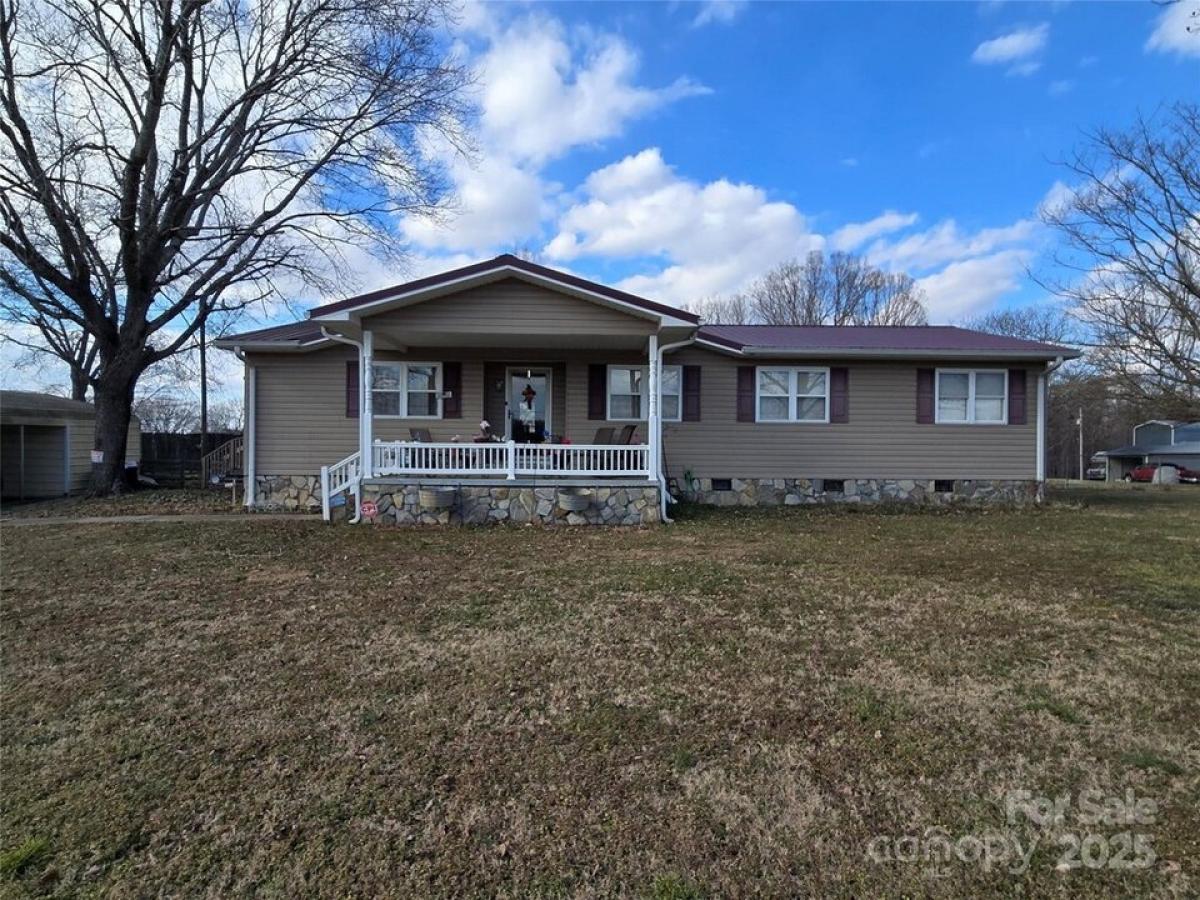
321,327,365,523
234,348,256,508
656,331,698,523
1037,355,1065,499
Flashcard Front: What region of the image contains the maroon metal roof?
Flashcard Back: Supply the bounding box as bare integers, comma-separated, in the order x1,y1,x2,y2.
215,321,326,345
698,324,1078,357
308,253,700,323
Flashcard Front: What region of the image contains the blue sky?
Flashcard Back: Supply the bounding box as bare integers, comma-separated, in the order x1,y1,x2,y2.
376,0,1198,323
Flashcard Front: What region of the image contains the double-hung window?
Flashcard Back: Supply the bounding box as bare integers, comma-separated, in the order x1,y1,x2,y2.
935,369,1006,424
606,365,681,421
371,362,442,418
756,367,829,423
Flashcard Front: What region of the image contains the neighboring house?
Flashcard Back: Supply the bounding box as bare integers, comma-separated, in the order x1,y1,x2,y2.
0,391,141,500
214,255,1080,524
1103,420,1200,481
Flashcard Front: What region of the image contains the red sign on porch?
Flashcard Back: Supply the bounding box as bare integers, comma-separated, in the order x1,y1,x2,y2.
360,500,378,519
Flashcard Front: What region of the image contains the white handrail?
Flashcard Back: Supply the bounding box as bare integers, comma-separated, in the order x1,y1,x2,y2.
371,440,650,479
321,450,361,521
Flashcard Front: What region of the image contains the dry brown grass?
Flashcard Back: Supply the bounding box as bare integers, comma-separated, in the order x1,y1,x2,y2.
2,489,240,519
1,487,1198,897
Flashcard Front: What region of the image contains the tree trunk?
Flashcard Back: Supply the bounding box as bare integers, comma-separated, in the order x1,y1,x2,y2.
90,376,136,496
70,368,90,402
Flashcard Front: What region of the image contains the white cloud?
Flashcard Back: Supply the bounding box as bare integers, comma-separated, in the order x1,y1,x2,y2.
972,23,1049,75
693,0,749,28
865,218,1037,272
917,250,1032,320
1037,179,1076,218
477,16,709,164
1048,79,1074,96
1006,60,1042,77
1146,0,1200,57
840,157,860,168
402,155,548,253
545,148,822,302
400,10,709,255
830,211,919,252
542,147,1052,319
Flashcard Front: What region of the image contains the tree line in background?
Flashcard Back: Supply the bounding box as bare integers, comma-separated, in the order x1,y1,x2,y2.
692,251,928,327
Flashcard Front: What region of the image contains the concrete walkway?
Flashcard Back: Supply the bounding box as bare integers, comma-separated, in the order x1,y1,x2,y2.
2,513,319,527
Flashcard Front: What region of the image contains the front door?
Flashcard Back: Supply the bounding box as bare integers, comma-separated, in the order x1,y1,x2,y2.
507,369,551,443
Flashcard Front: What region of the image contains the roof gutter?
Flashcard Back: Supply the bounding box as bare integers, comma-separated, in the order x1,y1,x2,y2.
735,346,1081,361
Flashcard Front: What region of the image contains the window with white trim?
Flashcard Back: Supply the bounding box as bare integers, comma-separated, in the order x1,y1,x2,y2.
756,367,829,422
371,362,442,418
606,365,681,421
935,369,1007,424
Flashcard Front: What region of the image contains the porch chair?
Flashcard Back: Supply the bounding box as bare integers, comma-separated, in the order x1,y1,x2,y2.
590,426,615,445
409,428,433,443
616,424,637,445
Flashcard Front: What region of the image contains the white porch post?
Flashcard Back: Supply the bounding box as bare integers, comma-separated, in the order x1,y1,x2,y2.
361,328,374,478
647,334,659,482
1036,370,1047,483
244,363,256,507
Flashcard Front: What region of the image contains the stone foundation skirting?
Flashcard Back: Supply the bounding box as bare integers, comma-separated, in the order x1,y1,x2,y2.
685,477,1039,506
360,482,661,526
254,474,322,511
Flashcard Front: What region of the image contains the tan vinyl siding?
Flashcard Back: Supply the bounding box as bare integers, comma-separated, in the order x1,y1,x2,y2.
366,278,655,337
658,346,1040,480
246,344,1041,481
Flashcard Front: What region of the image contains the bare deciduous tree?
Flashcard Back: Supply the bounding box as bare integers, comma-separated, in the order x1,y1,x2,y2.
688,293,750,324
727,251,928,326
0,0,469,492
1040,102,1200,407
960,304,1080,346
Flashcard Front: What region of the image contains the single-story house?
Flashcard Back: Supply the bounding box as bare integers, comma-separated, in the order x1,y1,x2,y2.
1103,420,1200,481
214,255,1080,524
1,391,141,500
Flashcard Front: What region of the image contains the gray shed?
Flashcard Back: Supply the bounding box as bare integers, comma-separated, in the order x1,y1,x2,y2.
1,391,141,500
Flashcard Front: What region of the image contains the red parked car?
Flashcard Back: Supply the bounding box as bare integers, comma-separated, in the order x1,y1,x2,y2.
1125,462,1200,484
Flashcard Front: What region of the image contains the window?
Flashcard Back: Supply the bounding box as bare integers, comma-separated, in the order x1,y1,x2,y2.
371,362,442,418
756,367,829,423
935,369,1007,424
606,365,681,421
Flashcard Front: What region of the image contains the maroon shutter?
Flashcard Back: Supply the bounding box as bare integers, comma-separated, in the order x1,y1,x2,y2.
736,366,756,422
916,368,935,424
588,365,606,420
346,361,359,418
1007,368,1027,425
829,367,849,423
682,365,701,421
442,361,462,419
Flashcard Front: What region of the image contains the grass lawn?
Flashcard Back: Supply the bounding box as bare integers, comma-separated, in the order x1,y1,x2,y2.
2,488,1198,897
1,489,240,520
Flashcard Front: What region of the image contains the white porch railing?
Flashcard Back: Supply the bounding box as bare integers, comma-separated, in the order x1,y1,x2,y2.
371,441,650,479
320,450,361,521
